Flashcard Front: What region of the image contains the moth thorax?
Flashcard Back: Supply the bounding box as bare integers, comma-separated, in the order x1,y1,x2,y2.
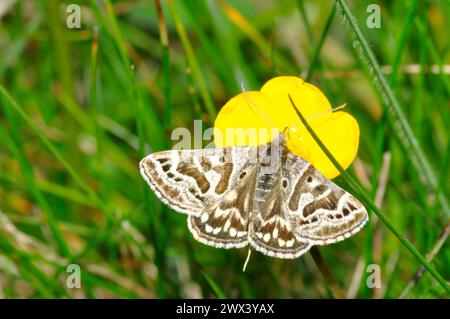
254,173,276,211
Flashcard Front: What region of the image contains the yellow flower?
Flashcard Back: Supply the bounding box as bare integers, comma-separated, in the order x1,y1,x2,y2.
214,76,360,179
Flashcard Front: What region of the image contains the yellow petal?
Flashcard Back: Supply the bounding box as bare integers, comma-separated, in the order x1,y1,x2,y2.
214,76,360,179
287,111,360,179
213,91,278,147
260,76,332,122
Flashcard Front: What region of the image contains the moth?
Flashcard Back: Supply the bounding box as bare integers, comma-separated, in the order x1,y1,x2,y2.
139,132,368,259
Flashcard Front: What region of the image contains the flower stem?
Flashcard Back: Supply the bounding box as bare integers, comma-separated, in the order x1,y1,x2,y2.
310,247,345,299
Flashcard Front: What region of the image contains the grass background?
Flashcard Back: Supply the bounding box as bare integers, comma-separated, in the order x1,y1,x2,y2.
0,0,449,298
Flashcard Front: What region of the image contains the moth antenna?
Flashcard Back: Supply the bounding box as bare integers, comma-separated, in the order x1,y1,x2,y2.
240,81,276,129
289,81,348,132
242,247,252,272
290,103,347,132
308,103,347,120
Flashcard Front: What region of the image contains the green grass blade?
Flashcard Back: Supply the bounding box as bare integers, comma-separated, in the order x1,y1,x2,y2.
167,0,216,120
305,3,336,81
288,95,450,294
388,0,419,86
202,270,227,299
0,84,111,217
335,0,449,217
154,0,172,130
0,119,71,258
